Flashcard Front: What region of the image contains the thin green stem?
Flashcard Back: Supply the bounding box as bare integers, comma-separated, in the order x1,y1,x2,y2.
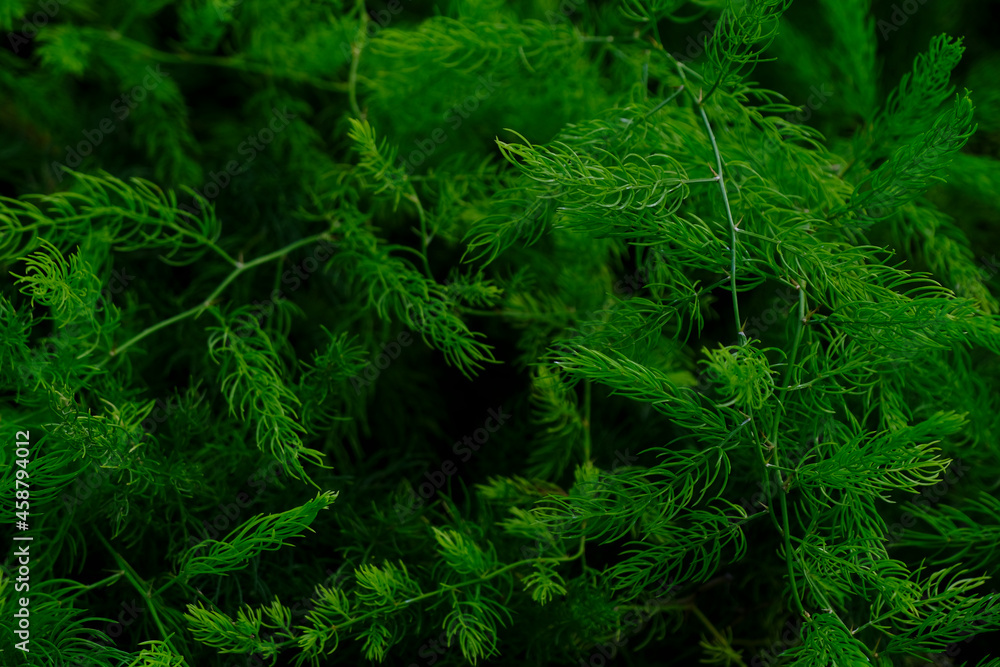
672,58,743,345
696,102,745,346
840,156,860,179
107,233,332,359
110,303,203,359
751,291,870,659
798,570,879,662
735,228,784,245
851,609,897,637
459,307,507,317
769,288,807,616
152,574,181,599
404,192,434,279
275,546,585,649
462,277,730,322
777,478,805,616
185,583,228,613
642,87,684,120
701,72,724,106
691,605,748,667
675,58,709,83
746,415,782,534
769,288,807,449
199,233,331,311
57,572,126,602
96,531,181,657
647,9,663,51
151,573,224,624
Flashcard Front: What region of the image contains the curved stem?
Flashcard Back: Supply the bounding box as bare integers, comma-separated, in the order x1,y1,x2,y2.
696,101,745,346
747,415,782,535
701,72,724,106
96,531,183,658
199,233,332,313
647,7,663,50
691,604,749,667
152,574,182,600
274,546,585,649
404,192,434,279
777,482,805,616
110,303,203,359
58,572,126,602
769,288,808,616
671,59,743,345
107,233,333,360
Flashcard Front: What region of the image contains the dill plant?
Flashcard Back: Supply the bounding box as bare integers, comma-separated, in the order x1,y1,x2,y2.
1,1,1000,666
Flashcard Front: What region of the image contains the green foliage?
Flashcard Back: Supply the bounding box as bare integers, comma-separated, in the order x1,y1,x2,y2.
206,306,327,483
703,0,792,100
177,491,336,579
2,0,1000,666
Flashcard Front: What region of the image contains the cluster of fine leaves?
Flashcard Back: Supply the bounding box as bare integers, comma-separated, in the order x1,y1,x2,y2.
2,1,1000,666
